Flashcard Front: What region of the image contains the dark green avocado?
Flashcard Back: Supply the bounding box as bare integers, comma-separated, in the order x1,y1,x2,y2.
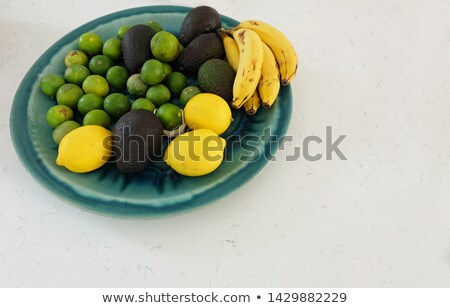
198,59,235,103
113,109,163,174
121,24,156,74
177,33,225,74
178,6,221,46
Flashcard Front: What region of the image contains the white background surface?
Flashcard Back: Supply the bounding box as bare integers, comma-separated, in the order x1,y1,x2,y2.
1,0,450,287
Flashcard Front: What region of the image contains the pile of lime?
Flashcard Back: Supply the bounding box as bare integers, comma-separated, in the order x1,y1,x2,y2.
40,21,202,145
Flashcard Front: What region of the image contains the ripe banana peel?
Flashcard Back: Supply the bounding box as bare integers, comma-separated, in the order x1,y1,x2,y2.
234,20,297,86
219,30,240,72
228,28,264,109
258,42,280,108
243,90,261,115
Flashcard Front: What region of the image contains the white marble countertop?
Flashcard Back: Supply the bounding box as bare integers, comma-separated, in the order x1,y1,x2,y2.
1,0,450,287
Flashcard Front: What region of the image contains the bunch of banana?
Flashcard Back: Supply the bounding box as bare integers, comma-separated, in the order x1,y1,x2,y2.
219,20,297,115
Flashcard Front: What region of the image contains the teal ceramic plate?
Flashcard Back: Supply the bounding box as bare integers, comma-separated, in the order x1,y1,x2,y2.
10,6,292,217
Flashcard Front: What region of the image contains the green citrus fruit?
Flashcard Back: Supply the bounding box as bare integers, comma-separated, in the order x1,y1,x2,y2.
106,65,129,90
40,74,65,97
46,105,74,128
150,31,180,63
64,64,90,85
117,25,131,40
146,84,171,107
83,109,111,128
52,120,80,144
103,93,131,119
77,93,104,115
156,103,182,131
56,84,84,109
140,59,164,85
126,74,149,98
102,37,122,61
64,50,89,67
180,86,202,106
82,75,109,97
165,72,188,96
78,32,103,56
132,98,156,112
89,55,114,76
148,21,163,32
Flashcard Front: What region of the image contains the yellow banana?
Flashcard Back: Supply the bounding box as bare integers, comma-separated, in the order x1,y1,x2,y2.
219,30,240,72
243,90,261,115
233,20,297,85
229,28,264,109
258,42,280,108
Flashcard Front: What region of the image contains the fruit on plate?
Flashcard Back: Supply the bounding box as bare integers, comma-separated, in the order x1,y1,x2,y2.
218,19,297,114
178,6,221,46
155,103,182,131
228,28,264,109
258,42,281,108
78,32,103,57
184,93,232,135
113,109,163,173
39,5,298,177
219,31,240,72
164,129,226,177
82,74,109,97
179,86,202,106
64,64,90,85
40,74,65,97
64,50,89,67
177,33,225,74
232,20,298,86
52,120,80,144
121,24,156,73
56,125,112,173
46,105,73,128
198,59,235,103
126,74,149,98
150,31,180,63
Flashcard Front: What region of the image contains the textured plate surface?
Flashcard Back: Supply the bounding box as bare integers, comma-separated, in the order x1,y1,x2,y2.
10,5,292,217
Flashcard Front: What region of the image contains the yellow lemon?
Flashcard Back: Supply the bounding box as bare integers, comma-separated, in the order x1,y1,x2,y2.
56,125,112,173
184,93,232,135
164,128,226,176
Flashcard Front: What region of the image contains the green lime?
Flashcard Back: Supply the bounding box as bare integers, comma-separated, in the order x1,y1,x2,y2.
117,25,131,40
56,84,84,109
162,63,172,81
132,98,156,112
64,64,90,85
179,42,184,53
156,103,182,131
78,32,103,56
83,109,111,128
40,74,65,97
64,50,89,67
82,75,109,97
150,31,180,63
46,105,74,128
180,86,202,106
140,59,164,85
146,84,171,107
103,93,131,119
165,72,188,96
52,120,80,144
102,37,122,61
77,93,104,115
89,55,114,76
148,21,163,32
126,74,149,98
106,65,129,90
